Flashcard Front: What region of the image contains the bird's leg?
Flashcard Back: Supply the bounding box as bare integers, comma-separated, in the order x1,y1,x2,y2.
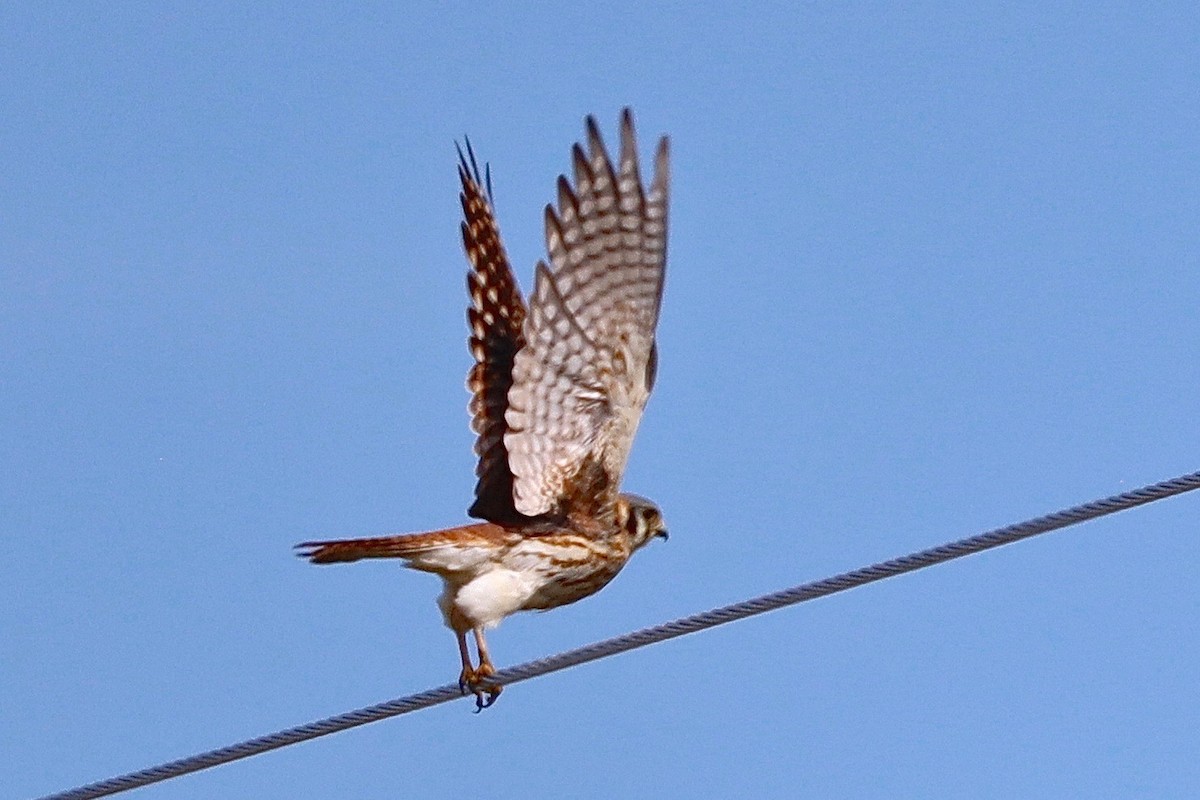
473,626,498,678
456,629,477,695
470,626,502,710
454,626,500,710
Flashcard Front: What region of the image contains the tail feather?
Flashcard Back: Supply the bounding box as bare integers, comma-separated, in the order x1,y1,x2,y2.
296,533,444,564
295,523,506,565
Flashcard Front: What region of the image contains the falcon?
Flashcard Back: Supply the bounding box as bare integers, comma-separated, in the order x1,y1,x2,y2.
297,109,670,709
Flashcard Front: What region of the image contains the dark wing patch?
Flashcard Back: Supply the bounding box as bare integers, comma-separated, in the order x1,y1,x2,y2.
458,140,530,524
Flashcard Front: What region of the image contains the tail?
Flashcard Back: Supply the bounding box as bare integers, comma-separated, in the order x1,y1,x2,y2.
296,523,504,565
296,532,444,564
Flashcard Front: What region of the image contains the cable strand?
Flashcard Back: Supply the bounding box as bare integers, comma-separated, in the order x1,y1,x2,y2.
35,469,1200,800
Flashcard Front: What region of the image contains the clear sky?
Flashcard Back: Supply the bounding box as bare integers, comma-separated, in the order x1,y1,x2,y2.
4,3,1199,798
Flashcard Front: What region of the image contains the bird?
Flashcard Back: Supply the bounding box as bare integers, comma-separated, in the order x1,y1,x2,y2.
296,109,670,710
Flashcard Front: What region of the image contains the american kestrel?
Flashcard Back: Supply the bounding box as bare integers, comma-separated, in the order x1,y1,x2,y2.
297,109,670,709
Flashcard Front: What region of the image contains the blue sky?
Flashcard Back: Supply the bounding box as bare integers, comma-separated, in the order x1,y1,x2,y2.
4,3,1199,798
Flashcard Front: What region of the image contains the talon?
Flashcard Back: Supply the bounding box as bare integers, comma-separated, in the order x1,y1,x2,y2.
471,682,501,711
458,666,477,696
465,662,502,710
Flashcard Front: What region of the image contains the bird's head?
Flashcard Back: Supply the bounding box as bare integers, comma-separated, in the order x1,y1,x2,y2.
615,493,669,550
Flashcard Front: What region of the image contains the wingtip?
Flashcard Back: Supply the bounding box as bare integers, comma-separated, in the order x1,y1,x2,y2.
585,113,606,155
620,106,635,137
571,141,589,171
654,135,670,182
556,173,578,211
456,136,496,202
584,112,602,141
457,136,478,179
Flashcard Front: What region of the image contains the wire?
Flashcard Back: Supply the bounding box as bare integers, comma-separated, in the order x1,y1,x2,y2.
35,469,1200,800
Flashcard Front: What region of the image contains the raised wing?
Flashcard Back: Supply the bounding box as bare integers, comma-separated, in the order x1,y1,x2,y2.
504,109,670,520
458,141,530,524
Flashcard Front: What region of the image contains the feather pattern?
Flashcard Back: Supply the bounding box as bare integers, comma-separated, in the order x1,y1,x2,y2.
458,141,530,524
505,109,670,520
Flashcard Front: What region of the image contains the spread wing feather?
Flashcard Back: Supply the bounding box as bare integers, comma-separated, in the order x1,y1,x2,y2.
505,109,670,520
458,141,530,524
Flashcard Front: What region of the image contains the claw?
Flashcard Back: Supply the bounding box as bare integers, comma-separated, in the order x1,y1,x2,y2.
462,683,498,710
471,683,501,712
472,676,503,710
458,665,477,696
463,662,502,711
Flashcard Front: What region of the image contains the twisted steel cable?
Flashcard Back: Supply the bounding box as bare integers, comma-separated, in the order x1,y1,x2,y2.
35,469,1200,800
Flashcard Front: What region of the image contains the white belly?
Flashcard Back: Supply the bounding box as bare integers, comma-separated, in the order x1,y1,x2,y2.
443,568,541,630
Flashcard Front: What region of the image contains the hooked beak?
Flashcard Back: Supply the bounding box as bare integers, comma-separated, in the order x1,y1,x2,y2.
655,528,670,542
